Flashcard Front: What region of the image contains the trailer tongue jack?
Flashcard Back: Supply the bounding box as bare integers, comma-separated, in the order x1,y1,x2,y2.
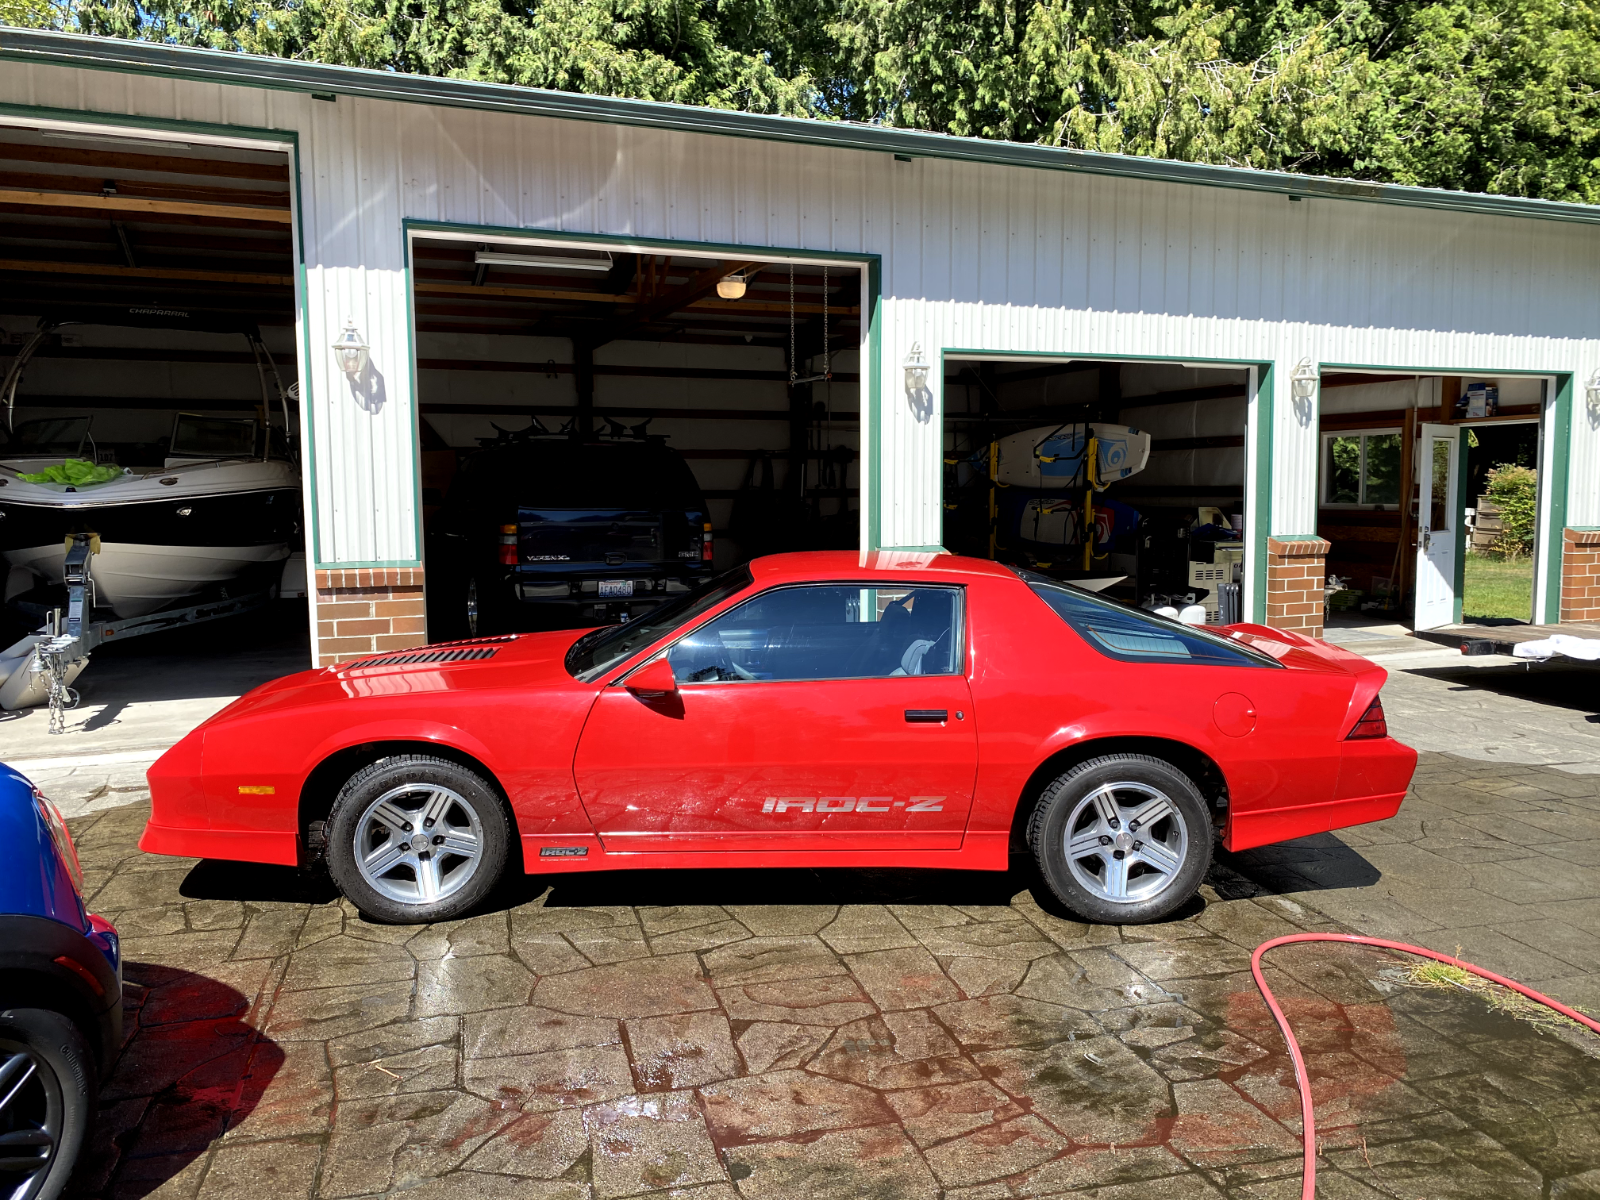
0,532,275,730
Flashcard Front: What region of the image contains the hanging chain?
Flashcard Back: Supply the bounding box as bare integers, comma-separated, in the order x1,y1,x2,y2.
822,266,830,381
788,263,796,385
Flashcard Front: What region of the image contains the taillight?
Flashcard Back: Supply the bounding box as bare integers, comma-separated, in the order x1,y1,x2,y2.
35,790,84,894
702,522,714,562
1348,696,1388,739
498,523,518,566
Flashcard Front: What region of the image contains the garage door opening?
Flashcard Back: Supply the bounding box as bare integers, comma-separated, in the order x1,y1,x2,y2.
0,122,304,714
1315,371,1550,634
942,357,1252,624
408,233,864,639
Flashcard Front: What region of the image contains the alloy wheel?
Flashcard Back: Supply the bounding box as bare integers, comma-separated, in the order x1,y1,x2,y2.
354,783,485,907
0,1039,62,1200
1062,781,1189,905
465,579,480,637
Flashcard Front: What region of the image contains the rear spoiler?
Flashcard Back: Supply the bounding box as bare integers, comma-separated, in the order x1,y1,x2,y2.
1223,623,1389,739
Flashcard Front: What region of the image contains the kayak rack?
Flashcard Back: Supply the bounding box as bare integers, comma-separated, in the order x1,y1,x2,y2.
0,532,273,730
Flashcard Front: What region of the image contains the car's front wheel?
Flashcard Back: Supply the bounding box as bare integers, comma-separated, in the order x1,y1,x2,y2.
0,1006,94,1200
1029,754,1213,924
324,755,511,924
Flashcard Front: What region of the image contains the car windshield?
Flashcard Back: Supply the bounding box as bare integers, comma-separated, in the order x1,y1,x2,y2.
565,565,753,682
1014,568,1280,668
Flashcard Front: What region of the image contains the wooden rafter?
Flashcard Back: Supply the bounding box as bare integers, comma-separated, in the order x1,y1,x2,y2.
0,257,293,287
0,189,292,224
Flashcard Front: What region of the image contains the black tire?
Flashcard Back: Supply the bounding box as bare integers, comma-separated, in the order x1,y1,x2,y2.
324,755,511,924
1028,754,1213,925
0,1007,94,1200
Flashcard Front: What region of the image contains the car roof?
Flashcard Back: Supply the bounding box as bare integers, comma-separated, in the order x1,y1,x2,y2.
745,551,1023,586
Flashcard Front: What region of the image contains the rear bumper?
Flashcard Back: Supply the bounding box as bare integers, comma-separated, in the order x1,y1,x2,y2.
1225,736,1418,851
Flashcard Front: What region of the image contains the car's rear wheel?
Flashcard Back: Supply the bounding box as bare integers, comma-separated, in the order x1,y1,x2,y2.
465,577,483,637
324,755,510,924
1028,754,1212,924
0,1007,93,1200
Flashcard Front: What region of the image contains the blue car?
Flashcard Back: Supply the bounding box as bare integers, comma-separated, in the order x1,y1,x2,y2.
0,764,121,1200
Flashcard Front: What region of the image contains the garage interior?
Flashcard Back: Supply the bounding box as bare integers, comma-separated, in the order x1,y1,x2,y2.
942,358,1251,624
0,123,304,675
408,235,862,636
1317,372,1545,627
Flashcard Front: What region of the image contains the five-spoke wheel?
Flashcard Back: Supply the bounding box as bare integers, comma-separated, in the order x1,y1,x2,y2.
325,756,510,924
0,1008,91,1200
1030,754,1212,924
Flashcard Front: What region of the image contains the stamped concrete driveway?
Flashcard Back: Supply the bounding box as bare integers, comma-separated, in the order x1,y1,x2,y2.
22,619,1600,1199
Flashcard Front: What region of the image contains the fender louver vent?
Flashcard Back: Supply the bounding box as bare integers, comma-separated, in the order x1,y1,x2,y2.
422,634,520,648
345,646,500,669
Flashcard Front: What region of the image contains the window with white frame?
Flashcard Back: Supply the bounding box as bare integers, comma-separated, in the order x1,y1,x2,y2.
1321,430,1403,507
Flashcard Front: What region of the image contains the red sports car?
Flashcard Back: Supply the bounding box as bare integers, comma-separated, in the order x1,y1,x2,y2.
142,552,1416,925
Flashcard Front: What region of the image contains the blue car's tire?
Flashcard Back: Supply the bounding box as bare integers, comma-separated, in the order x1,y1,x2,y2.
0,1006,94,1200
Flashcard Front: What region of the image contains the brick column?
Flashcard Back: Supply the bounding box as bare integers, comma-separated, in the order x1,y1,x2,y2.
313,567,427,666
1265,535,1331,638
1559,528,1600,623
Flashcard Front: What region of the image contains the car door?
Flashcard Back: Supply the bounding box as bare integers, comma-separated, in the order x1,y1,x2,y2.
573,582,978,853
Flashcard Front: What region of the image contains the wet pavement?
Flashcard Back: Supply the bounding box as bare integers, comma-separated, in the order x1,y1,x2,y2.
62,754,1600,1200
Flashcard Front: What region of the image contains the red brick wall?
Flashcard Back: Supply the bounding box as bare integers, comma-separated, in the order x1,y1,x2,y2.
1560,528,1600,623
313,567,427,666
1265,536,1330,638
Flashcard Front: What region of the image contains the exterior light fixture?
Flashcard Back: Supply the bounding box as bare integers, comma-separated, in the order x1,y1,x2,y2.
1291,357,1319,401
904,342,930,394
716,271,748,300
472,251,613,272
1586,369,1600,415
332,320,369,377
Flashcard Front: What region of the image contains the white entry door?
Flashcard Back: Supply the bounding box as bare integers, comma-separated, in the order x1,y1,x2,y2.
1414,424,1460,630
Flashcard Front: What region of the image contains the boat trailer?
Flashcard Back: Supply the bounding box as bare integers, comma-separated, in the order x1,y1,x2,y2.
0,532,274,731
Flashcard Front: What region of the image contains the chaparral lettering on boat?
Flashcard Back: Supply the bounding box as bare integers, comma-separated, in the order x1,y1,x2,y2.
758,796,942,815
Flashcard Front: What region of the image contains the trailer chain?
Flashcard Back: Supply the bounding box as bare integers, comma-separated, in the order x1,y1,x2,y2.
33,636,82,735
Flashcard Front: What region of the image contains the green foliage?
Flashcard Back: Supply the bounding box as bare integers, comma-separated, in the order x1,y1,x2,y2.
36,0,1600,203
1484,462,1537,557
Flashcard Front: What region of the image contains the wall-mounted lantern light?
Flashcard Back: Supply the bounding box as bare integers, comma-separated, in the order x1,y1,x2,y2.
1586,369,1600,415
332,320,369,378
904,342,930,395
1291,357,1319,401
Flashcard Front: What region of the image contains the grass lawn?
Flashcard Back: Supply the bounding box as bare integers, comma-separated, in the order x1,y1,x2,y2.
1462,551,1534,622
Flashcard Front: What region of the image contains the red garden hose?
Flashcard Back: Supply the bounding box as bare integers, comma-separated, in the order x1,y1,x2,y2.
1250,933,1600,1199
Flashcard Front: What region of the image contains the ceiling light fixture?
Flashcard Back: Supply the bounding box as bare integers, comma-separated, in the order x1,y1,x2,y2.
472,251,613,272
717,270,748,300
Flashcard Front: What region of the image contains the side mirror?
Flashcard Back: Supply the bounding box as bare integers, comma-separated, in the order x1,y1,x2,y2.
624,657,678,699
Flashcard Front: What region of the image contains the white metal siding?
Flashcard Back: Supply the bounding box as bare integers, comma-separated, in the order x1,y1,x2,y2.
4,60,1599,568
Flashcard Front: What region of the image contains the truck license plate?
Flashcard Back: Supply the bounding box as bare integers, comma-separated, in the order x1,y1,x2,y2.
598,579,634,598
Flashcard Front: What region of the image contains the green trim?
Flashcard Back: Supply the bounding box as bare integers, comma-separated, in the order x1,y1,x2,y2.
0,98,297,146
1321,361,1568,377
1542,374,1573,623
942,348,1258,365
1452,427,1469,624
1251,363,1275,623
865,257,883,553
11,29,1600,229
404,220,875,264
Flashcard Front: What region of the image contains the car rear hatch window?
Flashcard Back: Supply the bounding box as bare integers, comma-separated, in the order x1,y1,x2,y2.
1016,569,1280,668
520,509,675,564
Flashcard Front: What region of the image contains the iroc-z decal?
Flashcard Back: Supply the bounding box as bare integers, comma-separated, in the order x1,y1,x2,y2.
758,797,945,814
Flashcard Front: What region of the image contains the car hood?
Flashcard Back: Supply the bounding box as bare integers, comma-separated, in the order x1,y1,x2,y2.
202,629,590,724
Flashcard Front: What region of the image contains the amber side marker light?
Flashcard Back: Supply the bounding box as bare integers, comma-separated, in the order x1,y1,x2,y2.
1347,697,1388,739
238,785,276,794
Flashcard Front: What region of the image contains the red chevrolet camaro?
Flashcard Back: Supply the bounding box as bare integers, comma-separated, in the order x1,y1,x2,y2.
142,552,1416,925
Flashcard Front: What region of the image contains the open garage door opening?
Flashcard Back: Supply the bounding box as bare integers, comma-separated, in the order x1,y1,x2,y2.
0,122,303,714
409,234,864,639
942,357,1252,625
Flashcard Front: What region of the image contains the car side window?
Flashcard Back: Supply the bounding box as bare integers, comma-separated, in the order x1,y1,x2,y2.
668,585,963,683
1023,576,1279,668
